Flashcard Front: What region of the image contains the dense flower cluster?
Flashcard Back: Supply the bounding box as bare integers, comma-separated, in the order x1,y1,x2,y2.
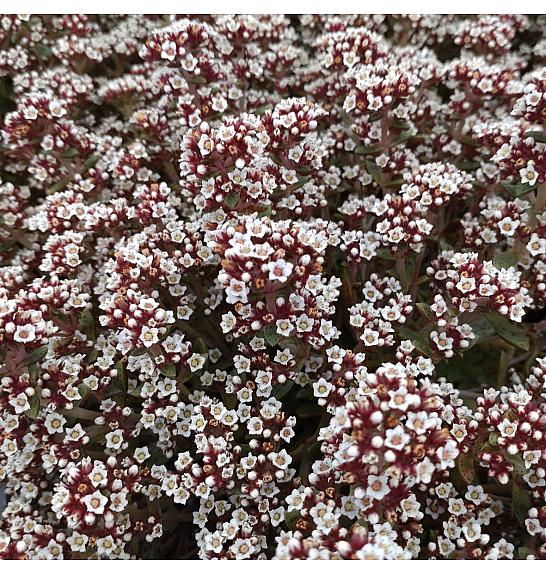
0,14,546,561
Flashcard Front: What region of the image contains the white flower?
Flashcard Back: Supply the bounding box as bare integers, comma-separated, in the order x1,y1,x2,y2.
67,532,89,552
198,134,215,156
462,519,481,542
456,276,476,293
160,40,177,61
465,485,486,505
188,353,206,372
267,259,294,283
498,418,518,438
361,328,380,346
13,324,37,343
313,378,333,398
523,449,541,469
9,392,30,414
220,312,236,333
140,326,159,347
82,490,108,514
275,318,293,337
109,490,128,512
105,429,125,450
65,424,85,441
225,278,248,304
447,497,466,516
295,314,314,333
89,465,108,487
96,535,116,556
497,216,519,237
366,475,390,500
519,161,538,186
44,412,66,434
384,426,410,450
269,448,292,469
527,233,546,257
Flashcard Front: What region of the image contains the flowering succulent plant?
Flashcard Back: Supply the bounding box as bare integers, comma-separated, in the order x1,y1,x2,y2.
0,13,546,561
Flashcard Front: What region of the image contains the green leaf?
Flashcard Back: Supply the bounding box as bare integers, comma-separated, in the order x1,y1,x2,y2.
224,193,240,209
82,154,98,172
456,452,475,484
398,326,435,357
436,344,501,389
107,360,126,399
61,148,79,158
188,75,207,85
263,324,279,347
375,247,397,260
291,176,309,191
365,158,382,184
456,160,480,171
77,383,90,401
272,380,294,400
524,130,546,143
194,337,208,355
47,179,70,195
295,401,324,417
258,203,273,218
391,130,411,147
493,250,520,269
518,547,535,559
355,144,382,155
416,302,437,323
512,483,532,524
284,510,300,530
131,347,148,357
501,181,538,198
27,394,40,419
505,452,527,475
21,345,48,367
160,363,177,378
485,312,529,351
33,44,52,60
469,317,495,340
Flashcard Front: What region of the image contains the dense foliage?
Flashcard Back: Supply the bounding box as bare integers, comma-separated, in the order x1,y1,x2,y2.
0,14,546,560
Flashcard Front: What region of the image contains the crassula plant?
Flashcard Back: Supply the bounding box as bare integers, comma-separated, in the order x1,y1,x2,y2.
0,14,546,560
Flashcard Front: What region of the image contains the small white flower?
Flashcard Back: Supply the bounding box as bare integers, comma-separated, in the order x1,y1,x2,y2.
465,485,486,505
65,424,85,442
447,497,466,516
105,429,125,450
188,353,206,372
267,259,293,283
497,216,519,237
140,326,159,347
313,378,333,398
109,490,128,512
519,161,538,186
13,324,37,343
456,276,476,293
366,474,390,500
269,448,292,469
384,426,410,450
275,318,293,337
44,412,66,434
9,392,30,414
67,532,89,552
225,278,248,304
295,314,314,333
498,418,518,438
82,490,108,514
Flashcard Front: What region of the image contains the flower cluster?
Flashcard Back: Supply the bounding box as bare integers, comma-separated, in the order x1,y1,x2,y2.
0,14,546,561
